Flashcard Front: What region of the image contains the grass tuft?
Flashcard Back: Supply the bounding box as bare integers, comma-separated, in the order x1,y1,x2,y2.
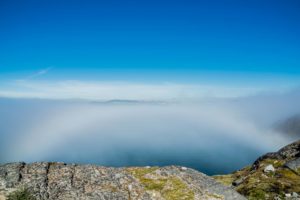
7,188,35,200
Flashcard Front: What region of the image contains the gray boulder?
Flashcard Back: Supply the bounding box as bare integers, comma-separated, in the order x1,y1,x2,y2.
0,162,246,200
285,157,300,175
264,164,275,173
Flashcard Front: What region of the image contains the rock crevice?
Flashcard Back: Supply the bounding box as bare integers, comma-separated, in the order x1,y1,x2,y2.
0,163,245,200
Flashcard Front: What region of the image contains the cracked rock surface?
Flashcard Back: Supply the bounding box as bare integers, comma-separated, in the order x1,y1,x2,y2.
0,162,245,200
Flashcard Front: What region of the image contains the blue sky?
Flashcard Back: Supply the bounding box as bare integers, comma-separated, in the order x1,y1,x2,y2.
0,0,300,99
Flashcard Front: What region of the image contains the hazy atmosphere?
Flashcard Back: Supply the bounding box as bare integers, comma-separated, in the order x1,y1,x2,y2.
1,87,300,174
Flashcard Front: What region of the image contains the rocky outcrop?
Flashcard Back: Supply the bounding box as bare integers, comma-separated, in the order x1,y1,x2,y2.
214,140,300,200
252,140,300,169
285,158,300,175
0,163,245,200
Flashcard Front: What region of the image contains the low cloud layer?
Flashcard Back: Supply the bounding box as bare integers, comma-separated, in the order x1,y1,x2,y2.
1,88,299,174
0,80,292,101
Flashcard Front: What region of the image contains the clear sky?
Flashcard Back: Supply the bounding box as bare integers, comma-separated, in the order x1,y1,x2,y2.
0,0,300,99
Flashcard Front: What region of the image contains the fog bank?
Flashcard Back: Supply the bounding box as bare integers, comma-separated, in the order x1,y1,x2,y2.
0,90,299,175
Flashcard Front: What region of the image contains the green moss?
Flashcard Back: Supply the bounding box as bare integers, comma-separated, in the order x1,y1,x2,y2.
142,178,167,191
276,168,300,193
127,167,195,200
248,189,266,200
213,174,235,186
232,160,300,200
127,167,166,190
261,159,285,168
127,167,159,177
296,167,300,175
162,177,194,200
277,168,299,180
7,188,35,200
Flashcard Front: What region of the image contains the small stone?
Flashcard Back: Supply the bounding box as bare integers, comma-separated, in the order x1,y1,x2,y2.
115,173,121,178
274,196,282,200
181,167,187,171
145,166,151,169
285,193,291,197
292,192,299,197
264,164,275,173
233,177,245,186
261,174,268,179
128,184,132,191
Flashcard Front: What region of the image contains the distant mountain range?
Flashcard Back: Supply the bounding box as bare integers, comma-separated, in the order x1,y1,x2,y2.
89,99,167,105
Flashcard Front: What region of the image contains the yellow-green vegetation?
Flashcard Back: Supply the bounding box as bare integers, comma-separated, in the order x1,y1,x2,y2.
214,159,300,200
127,167,166,191
7,188,35,200
238,161,300,199
162,177,194,200
213,166,251,187
261,159,285,168
295,167,300,175
127,167,194,200
247,189,267,200
206,193,224,199
213,174,235,186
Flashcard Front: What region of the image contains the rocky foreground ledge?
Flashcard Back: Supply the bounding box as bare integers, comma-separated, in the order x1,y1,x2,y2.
214,140,300,200
0,163,245,200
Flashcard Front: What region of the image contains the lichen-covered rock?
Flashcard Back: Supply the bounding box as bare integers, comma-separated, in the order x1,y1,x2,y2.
285,158,300,175
0,163,245,200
